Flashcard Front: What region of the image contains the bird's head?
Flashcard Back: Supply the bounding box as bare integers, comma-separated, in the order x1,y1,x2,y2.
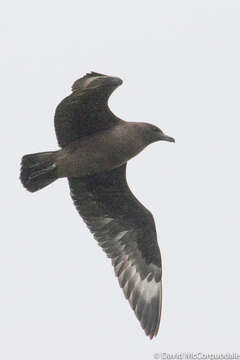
72,72,123,94
138,123,175,145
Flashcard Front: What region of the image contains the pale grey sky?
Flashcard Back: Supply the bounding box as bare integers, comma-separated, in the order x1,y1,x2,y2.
1,0,240,359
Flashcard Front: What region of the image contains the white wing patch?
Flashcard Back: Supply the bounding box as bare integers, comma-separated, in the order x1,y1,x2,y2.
131,272,160,303
72,74,106,92
81,76,99,89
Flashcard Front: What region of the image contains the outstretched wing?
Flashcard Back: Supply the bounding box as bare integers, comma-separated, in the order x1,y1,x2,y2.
54,72,120,147
68,164,162,339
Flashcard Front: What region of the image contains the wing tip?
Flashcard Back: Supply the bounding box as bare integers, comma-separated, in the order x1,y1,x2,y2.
141,279,162,339
124,271,162,340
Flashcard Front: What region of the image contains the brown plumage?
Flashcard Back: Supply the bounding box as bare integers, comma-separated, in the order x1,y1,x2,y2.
20,72,175,339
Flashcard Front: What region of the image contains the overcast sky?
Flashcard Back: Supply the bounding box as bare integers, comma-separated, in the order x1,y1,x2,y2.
1,0,240,359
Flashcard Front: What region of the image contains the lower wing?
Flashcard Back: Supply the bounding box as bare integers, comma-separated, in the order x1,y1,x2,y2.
68,164,162,339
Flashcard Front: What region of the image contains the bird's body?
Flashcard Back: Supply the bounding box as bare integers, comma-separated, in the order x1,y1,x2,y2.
56,121,160,178
20,72,174,339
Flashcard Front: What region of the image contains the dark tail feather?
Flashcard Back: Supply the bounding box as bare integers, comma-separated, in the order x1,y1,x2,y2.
20,151,58,192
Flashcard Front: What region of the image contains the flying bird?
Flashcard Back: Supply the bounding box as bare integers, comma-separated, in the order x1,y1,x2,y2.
20,72,175,339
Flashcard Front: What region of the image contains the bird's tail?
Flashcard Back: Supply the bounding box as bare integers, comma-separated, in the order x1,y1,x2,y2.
20,151,58,192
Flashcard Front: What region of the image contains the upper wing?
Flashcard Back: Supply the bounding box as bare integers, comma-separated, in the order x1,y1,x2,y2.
54,72,120,147
68,164,162,339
